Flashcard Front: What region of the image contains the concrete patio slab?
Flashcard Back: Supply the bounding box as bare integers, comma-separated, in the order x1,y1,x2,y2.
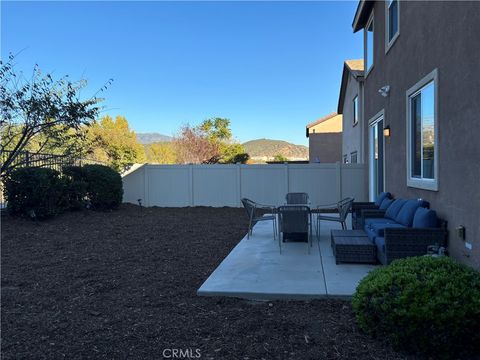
197,214,378,300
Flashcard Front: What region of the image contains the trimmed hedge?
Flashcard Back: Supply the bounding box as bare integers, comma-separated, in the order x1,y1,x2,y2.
82,164,123,210
352,256,480,359
63,165,88,210
4,167,69,219
4,164,123,219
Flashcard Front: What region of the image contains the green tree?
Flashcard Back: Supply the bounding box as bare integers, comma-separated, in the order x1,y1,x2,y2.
87,115,145,172
144,142,176,164
273,154,288,162
0,55,108,177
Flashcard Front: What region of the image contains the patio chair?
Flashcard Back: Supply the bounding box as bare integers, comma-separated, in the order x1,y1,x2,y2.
285,192,309,205
277,205,312,254
241,198,277,240
316,197,354,239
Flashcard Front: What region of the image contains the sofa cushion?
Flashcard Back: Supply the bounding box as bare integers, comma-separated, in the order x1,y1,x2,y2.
370,222,406,237
364,217,396,228
374,236,385,251
412,207,438,228
379,197,394,210
365,225,378,243
385,199,407,220
374,192,392,207
374,237,386,265
395,199,429,227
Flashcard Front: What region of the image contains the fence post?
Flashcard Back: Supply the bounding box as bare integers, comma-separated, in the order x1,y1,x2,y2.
25,151,30,167
336,161,342,201
189,164,194,206
236,163,242,207
284,163,289,199
143,165,149,207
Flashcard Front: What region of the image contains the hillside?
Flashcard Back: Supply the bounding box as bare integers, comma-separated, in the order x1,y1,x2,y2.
137,132,172,144
242,139,308,161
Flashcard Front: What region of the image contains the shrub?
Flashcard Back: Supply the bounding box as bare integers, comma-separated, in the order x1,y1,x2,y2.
62,165,88,210
82,164,123,210
352,256,480,359
4,167,69,219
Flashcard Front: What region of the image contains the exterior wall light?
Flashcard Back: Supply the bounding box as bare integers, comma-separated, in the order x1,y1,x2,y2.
379,85,390,97
383,125,391,137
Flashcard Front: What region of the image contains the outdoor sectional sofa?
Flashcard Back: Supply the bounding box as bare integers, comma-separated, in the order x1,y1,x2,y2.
361,198,448,264
351,192,392,230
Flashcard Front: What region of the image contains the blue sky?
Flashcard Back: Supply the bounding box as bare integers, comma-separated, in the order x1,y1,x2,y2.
2,1,362,146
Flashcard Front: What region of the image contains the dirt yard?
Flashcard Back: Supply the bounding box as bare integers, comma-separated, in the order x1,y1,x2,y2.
1,205,412,359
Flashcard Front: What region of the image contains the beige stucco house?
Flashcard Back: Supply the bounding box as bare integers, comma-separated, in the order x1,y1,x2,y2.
305,113,342,163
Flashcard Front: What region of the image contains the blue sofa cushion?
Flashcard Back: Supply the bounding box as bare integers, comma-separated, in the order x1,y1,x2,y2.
385,199,407,220
395,199,429,227
374,192,392,207
365,225,378,243
379,197,394,210
374,236,385,251
412,207,438,228
364,218,397,227
370,222,406,237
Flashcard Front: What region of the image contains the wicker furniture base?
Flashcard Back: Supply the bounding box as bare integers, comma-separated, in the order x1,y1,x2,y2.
331,230,368,239
331,235,377,265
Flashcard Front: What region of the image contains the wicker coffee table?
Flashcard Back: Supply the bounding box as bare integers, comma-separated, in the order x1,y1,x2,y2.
331,233,377,265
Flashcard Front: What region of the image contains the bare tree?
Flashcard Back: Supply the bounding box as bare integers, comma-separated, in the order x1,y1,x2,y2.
173,125,220,164
0,54,112,177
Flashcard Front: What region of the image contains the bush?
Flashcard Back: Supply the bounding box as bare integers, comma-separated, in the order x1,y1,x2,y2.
82,164,123,210
62,165,88,210
4,167,69,219
352,256,480,359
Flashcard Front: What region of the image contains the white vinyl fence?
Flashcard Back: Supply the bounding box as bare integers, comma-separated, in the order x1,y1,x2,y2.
122,163,367,207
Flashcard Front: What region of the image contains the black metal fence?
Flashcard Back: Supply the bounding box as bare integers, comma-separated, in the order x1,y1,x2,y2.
0,150,105,209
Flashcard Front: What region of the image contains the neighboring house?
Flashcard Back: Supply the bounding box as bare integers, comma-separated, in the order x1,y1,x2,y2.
305,113,342,163
338,59,364,165
351,0,480,269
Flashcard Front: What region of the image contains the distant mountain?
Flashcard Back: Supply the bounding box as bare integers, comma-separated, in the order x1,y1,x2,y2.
137,132,173,144
242,138,308,161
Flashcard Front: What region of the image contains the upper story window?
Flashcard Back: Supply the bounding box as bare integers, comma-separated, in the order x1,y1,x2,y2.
350,151,358,164
353,95,359,126
343,154,348,164
406,69,438,191
386,0,400,50
365,14,374,74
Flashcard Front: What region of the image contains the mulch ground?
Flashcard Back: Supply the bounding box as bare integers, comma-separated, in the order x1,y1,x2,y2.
1,204,415,360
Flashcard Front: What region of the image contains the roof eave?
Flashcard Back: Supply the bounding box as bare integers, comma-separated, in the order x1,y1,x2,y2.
352,0,375,32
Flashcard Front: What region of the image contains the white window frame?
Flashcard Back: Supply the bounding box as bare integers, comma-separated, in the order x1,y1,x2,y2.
353,95,359,126
406,69,439,191
385,0,400,54
364,12,374,77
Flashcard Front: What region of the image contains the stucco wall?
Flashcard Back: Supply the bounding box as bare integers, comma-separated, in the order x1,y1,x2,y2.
342,72,364,163
308,133,342,163
362,1,480,269
308,114,343,134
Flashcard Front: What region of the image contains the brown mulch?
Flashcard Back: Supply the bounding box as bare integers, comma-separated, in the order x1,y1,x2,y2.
1,204,413,360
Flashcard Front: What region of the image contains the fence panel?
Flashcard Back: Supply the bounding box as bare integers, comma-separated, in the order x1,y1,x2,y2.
193,165,238,207
240,165,286,206
123,163,367,208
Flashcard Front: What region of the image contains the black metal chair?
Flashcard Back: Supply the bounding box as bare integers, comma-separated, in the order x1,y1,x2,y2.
316,197,354,239
285,192,309,205
241,198,277,240
277,205,312,254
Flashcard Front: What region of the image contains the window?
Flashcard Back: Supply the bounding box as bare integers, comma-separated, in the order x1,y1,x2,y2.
343,154,348,164
353,95,359,125
406,69,438,191
386,0,400,50
350,151,358,164
365,14,374,73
